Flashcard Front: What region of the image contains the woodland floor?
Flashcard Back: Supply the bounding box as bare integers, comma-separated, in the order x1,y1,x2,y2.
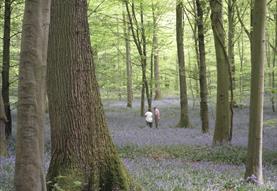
1,97,277,191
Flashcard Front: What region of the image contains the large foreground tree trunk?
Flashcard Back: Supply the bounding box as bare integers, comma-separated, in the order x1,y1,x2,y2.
196,0,209,133
2,0,12,137
210,0,231,144
46,1,136,190
245,0,266,185
176,0,190,128
15,0,50,190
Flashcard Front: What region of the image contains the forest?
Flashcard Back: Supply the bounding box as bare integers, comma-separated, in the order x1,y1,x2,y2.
0,0,276,190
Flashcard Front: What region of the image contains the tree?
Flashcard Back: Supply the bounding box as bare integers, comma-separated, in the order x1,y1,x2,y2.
176,0,191,128
196,0,209,133
210,0,231,144
0,93,7,156
123,7,133,108
2,0,12,137
245,0,266,184
152,1,161,100
46,0,136,190
14,0,50,190
125,0,152,116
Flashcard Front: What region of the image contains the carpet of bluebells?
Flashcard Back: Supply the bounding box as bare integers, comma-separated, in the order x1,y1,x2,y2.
1,97,277,191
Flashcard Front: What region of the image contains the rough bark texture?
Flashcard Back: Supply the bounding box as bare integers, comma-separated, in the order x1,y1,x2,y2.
210,0,231,144
14,0,50,190
227,0,235,141
46,1,137,190
0,93,7,156
228,0,235,92
123,10,133,108
176,0,190,128
245,0,266,185
2,0,12,137
196,0,209,133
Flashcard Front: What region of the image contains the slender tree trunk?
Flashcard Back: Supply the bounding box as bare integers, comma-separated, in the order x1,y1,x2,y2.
152,4,161,100
188,52,196,108
228,0,236,93
140,2,151,111
227,0,235,141
175,58,179,91
15,0,50,190
123,9,133,108
271,1,277,112
238,26,244,103
245,0,266,185
0,93,7,157
196,0,209,133
176,0,190,128
46,0,136,190
210,0,231,144
140,82,145,116
125,1,151,114
2,0,12,138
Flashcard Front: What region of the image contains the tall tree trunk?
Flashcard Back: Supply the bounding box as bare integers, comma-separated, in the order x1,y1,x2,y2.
123,9,133,108
196,0,209,133
210,0,231,144
152,4,161,100
125,1,151,114
2,0,12,138
245,0,266,185
176,0,190,128
271,1,277,112
227,0,235,141
228,0,235,93
238,26,244,103
140,2,151,111
0,93,7,157
15,0,50,190
140,82,145,116
46,0,136,190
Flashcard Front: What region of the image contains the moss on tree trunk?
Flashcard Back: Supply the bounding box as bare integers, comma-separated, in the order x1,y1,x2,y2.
46,0,139,190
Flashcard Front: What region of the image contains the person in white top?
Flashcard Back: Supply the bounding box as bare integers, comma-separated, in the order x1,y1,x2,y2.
144,109,153,128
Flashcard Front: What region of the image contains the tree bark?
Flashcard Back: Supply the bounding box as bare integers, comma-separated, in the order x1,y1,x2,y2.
123,9,133,108
196,0,209,133
244,0,266,185
15,0,50,190
152,4,161,100
228,0,236,92
176,0,190,128
2,0,12,138
210,0,231,144
46,0,136,190
271,1,277,112
0,93,7,157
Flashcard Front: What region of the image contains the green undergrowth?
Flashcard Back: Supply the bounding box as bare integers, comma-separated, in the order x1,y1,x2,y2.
119,144,277,166
118,145,277,191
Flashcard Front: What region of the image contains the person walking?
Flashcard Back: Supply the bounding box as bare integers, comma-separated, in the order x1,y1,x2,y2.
144,109,153,128
153,107,160,128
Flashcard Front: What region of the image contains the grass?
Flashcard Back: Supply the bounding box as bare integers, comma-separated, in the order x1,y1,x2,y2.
119,144,277,166
1,144,277,191
119,145,277,191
